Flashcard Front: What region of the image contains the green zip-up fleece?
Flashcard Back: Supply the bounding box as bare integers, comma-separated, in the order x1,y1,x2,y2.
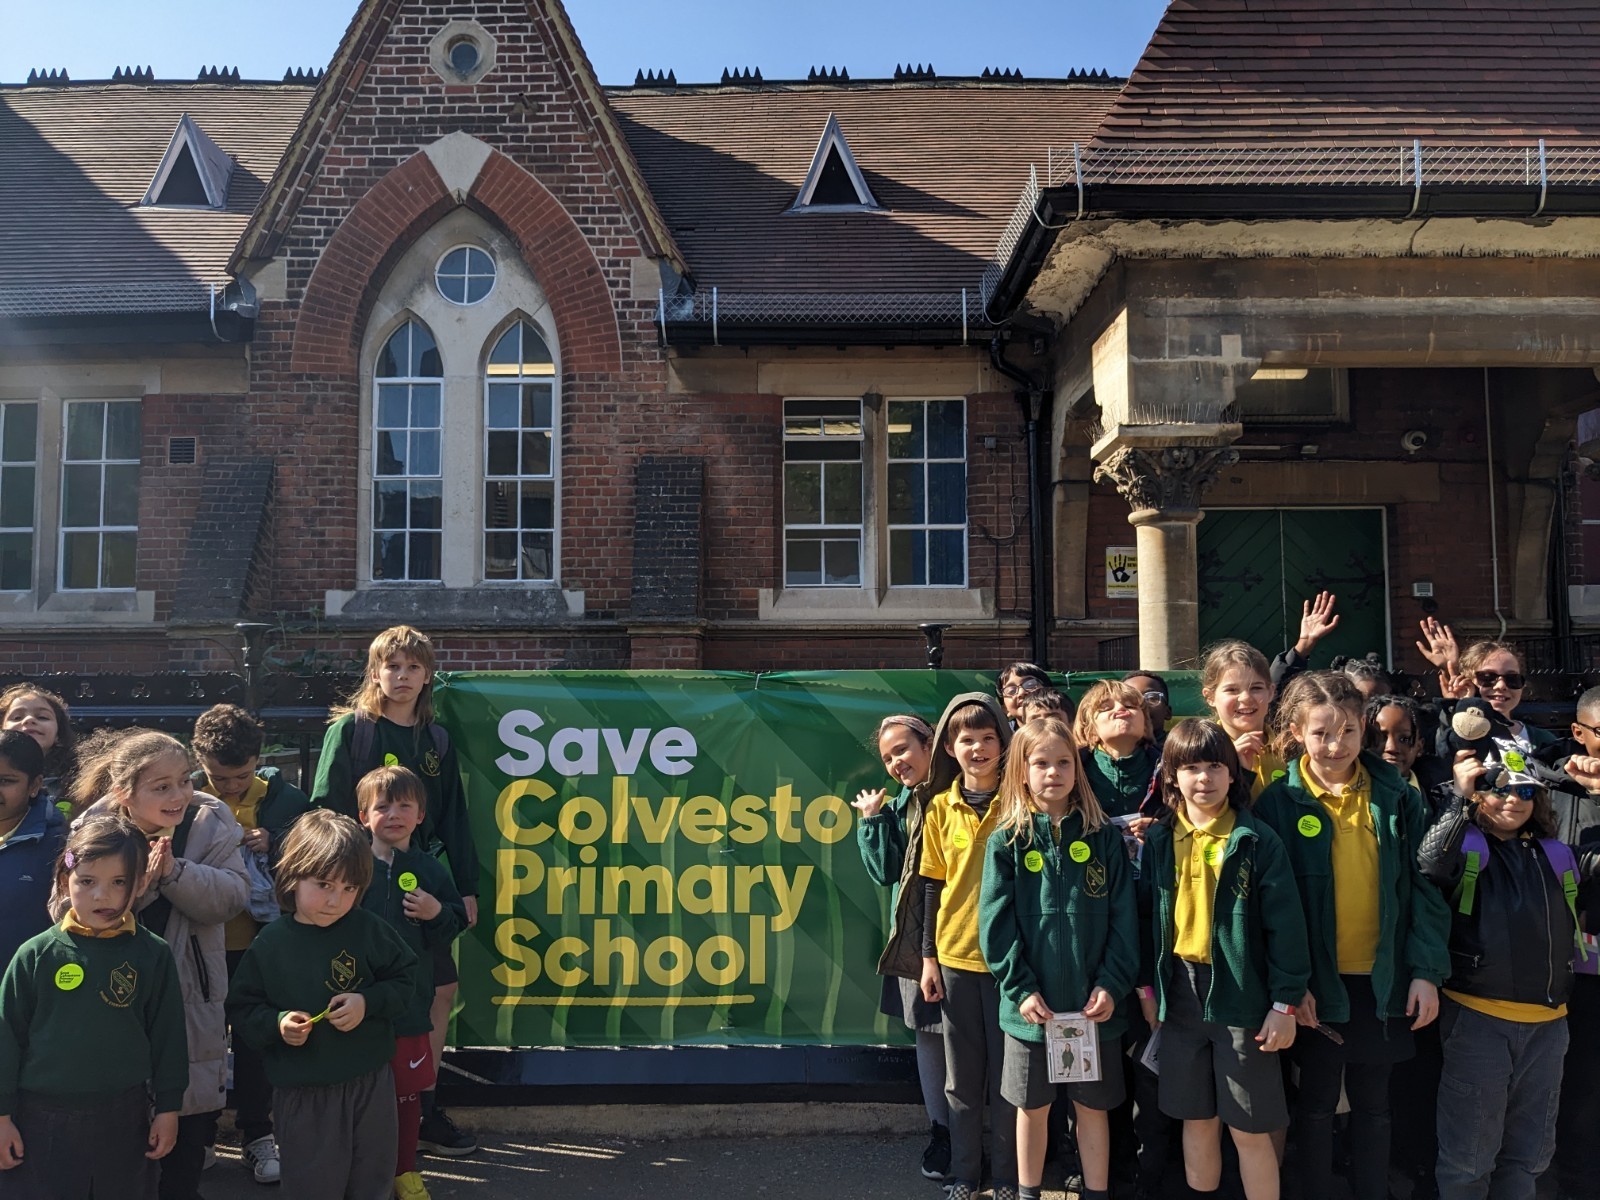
1143,811,1311,1028
0,923,189,1114
1252,752,1450,1024
226,908,418,1089
360,847,466,1036
1081,746,1159,820
979,812,1138,1043
856,784,913,897
312,714,480,899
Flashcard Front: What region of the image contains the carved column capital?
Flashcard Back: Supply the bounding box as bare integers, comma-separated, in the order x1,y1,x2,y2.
1092,444,1240,515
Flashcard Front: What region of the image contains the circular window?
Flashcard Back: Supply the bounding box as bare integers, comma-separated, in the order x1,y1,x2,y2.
447,36,481,75
435,246,496,305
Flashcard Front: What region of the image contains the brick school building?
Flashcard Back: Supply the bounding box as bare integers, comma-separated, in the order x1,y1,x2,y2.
4,0,1600,682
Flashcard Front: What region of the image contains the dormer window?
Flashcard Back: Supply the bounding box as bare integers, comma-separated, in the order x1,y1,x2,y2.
143,114,233,209
790,113,878,212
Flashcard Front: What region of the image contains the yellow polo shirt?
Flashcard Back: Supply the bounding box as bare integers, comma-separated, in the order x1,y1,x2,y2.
218,774,268,952
1303,758,1380,974
919,782,1003,972
1173,807,1236,964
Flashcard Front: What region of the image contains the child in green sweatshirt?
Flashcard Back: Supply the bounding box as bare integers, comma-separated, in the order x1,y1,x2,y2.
0,810,187,1196
356,766,465,1200
227,810,418,1200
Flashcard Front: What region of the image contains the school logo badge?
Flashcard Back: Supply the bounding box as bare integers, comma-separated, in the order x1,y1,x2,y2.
329,950,358,993
421,750,442,778
101,962,137,1008
1084,860,1108,898
1233,864,1253,901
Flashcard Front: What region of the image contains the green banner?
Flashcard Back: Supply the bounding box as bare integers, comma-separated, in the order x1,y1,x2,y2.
436,668,1204,1047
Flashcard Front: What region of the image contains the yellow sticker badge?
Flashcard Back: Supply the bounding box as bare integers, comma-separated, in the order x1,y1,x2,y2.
952,828,971,850
383,753,400,767
398,872,419,892
54,963,84,991
1068,841,1091,863
1297,814,1323,838
1503,750,1528,774
1024,850,1044,873
1203,841,1223,866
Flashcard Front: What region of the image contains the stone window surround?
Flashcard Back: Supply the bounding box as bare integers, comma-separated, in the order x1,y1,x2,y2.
760,390,993,622
325,207,583,620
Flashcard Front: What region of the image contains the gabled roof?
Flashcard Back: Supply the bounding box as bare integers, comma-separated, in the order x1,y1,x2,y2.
612,81,1118,294
144,112,235,208
0,83,310,319
791,113,878,210
1097,0,1600,145
231,0,685,273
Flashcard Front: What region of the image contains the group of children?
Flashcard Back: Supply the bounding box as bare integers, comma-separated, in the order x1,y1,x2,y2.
858,617,1600,1200
0,624,479,1200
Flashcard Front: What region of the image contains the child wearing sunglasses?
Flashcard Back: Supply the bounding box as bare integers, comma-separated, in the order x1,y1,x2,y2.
1419,750,1600,1200
1416,626,1557,754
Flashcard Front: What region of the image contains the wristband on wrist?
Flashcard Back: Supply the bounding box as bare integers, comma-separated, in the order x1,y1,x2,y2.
1137,986,1155,1000
1271,1001,1296,1015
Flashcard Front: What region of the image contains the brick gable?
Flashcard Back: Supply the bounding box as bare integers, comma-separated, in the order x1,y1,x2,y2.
238,0,680,619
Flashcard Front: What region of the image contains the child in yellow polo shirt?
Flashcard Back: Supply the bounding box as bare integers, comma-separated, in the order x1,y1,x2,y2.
918,692,1013,1200
1254,672,1450,1200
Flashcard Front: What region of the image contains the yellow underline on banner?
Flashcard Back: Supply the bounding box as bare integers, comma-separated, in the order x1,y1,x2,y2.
492,994,756,1008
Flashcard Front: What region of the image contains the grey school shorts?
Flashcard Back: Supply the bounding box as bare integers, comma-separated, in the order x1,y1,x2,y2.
1158,960,1288,1134
1000,1027,1126,1112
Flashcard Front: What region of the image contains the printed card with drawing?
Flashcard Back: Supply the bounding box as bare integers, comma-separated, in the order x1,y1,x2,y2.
1045,1013,1101,1084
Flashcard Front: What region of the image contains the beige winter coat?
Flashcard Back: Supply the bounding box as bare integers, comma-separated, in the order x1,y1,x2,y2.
71,794,248,1116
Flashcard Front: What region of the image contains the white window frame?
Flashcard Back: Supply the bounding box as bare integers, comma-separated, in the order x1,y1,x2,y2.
885,397,969,588
0,401,38,593
781,397,865,587
370,321,444,584
482,320,558,583
435,244,497,307
58,398,141,592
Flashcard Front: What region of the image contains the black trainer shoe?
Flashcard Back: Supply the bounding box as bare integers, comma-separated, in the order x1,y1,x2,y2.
417,1108,478,1158
921,1122,951,1181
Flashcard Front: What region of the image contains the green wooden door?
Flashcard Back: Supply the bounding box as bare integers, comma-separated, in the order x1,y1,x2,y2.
1197,509,1389,665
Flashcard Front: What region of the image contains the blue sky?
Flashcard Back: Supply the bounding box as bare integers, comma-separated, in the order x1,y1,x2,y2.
2,0,1170,85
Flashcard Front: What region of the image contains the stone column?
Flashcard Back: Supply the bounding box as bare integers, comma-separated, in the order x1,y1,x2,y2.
1093,443,1239,670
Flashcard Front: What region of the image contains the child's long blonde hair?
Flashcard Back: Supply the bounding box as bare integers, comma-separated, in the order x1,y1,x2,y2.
1073,679,1154,751
332,625,438,727
69,727,187,812
997,715,1106,844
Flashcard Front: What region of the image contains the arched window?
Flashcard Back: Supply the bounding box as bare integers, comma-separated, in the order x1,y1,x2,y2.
483,321,556,581
372,320,443,581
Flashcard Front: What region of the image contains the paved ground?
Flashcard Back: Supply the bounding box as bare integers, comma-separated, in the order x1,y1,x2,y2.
204,1127,976,1200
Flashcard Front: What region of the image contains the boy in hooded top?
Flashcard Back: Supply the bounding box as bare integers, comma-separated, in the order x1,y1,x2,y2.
918,692,1017,1200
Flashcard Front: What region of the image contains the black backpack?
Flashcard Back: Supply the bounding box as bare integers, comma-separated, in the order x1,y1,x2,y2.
350,712,451,776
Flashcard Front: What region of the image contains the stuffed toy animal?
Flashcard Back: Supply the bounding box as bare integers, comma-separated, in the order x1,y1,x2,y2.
1448,697,1582,795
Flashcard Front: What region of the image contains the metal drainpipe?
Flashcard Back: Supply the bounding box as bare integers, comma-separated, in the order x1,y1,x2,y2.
989,335,1051,667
